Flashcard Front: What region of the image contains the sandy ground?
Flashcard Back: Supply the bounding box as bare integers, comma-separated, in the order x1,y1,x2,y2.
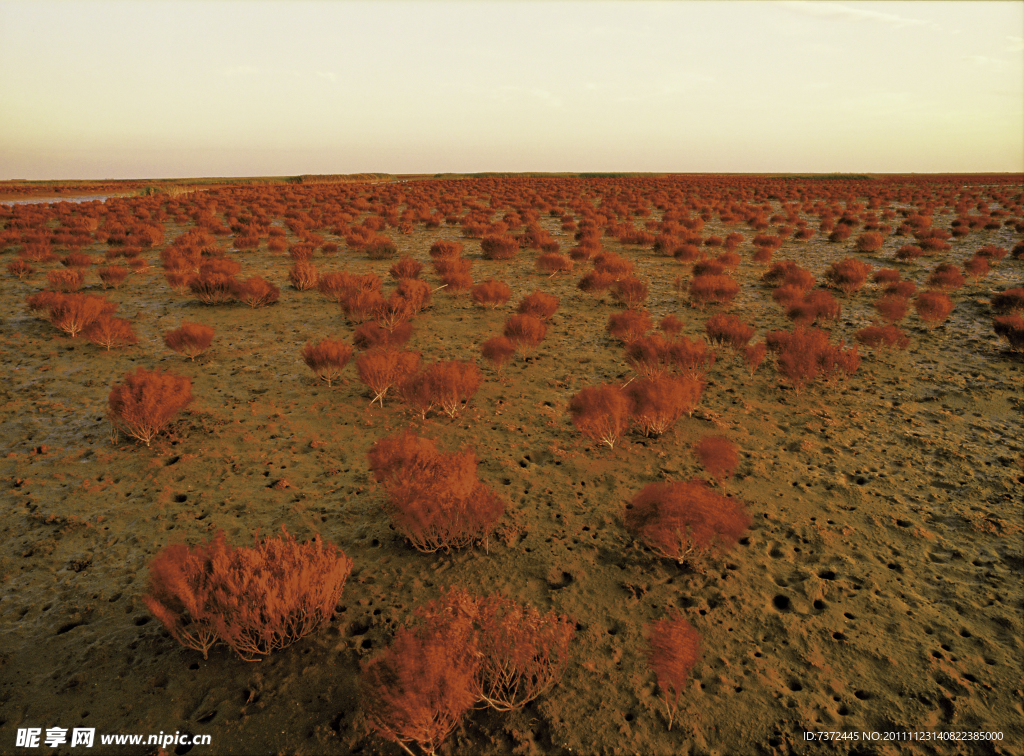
1,177,1022,756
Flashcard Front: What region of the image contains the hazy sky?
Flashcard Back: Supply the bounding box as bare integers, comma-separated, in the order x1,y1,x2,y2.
1,1,1021,179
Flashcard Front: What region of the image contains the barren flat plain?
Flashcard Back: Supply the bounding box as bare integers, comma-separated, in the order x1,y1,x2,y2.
1,174,1021,756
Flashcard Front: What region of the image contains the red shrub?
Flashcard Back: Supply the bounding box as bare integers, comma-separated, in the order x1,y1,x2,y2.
628,376,703,436
991,288,1024,315
964,255,990,282
365,235,398,259
659,314,684,337
288,261,320,291
375,295,415,332
46,268,85,292
353,321,414,351
341,289,386,324
481,336,516,372
48,293,113,337
418,589,575,712
516,291,559,321
626,334,670,379
624,479,750,563
432,256,472,277
704,313,754,350
429,239,463,259
762,261,814,290
646,612,701,731
7,260,34,279
189,272,236,305
288,242,314,262
367,431,505,552
356,350,421,406
823,258,871,295
163,322,215,361
107,368,193,447
894,244,924,262
301,338,353,387
594,251,633,277
61,252,95,268
664,337,716,379
689,274,739,309
611,277,649,309
692,260,725,277
471,279,512,309
83,316,137,351
232,276,280,308
855,325,910,350
854,231,885,252
534,250,571,276
975,244,1007,262
97,265,129,289
994,313,1024,351
389,256,423,280
606,309,652,343
885,280,917,298
481,234,519,260
926,263,965,291
576,269,617,293
165,271,192,295
874,294,909,324
423,361,483,418
503,315,546,354
776,327,859,393
145,529,352,661
395,278,432,314
692,436,739,481
441,270,474,292
318,270,380,303
743,342,767,377
361,613,478,756
914,291,954,327
568,384,632,449
872,268,901,285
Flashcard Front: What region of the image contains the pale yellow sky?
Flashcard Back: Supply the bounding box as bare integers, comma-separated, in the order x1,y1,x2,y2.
1,1,1021,179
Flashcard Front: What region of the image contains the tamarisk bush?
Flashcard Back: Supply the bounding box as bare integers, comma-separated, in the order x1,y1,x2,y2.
991,288,1024,315
481,336,516,374
46,268,85,292
288,262,320,291
144,528,352,661
776,327,860,394
301,338,353,387
471,279,512,309
624,479,750,565
503,315,546,355
108,368,193,447
914,291,954,328
356,350,421,407
83,316,137,351
855,325,910,351
232,276,280,308
994,314,1024,351
367,431,505,553
480,234,519,260
692,436,739,481
48,293,114,337
516,291,559,321
163,322,215,361
606,310,652,344
689,274,739,309
823,258,871,295
417,589,575,712
628,376,703,436
403,361,483,419
97,265,129,289
568,384,632,449
646,612,701,731
704,313,754,351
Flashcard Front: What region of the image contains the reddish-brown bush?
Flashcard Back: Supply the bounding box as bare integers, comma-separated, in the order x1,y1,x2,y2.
163,322,215,361
576,269,617,293
481,336,516,373
481,234,519,260
994,313,1024,351
471,279,512,309
418,589,575,713
646,612,701,731
165,271,192,295
854,231,885,252
689,274,739,309
97,265,129,289
353,321,414,351
145,529,352,661
692,436,739,481
568,384,632,449
664,337,716,379
356,350,421,406
606,309,652,344
441,270,474,292
692,260,726,277
516,291,559,321
429,239,463,259
872,268,901,285
963,255,990,282
25,290,65,319
776,327,859,393
624,479,750,563
885,280,917,298
61,252,95,268
232,276,280,308
625,334,670,380
367,431,505,552
894,244,925,262
854,325,910,350
704,313,754,350
611,277,649,309
743,342,767,377
926,263,965,291
874,294,910,324
375,295,415,333
628,376,703,436
365,235,398,260
361,612,478,756
395,278,432,314
389,256,423,280
823,258,871,295
7,260,34,280
422,361,483,418
659,314,684,337
46,268,85,292
189,272,236,305
914,291,954,327
503,315,546,354
593,251,633,277
288,261,320,291
991,288,1024,315
761,261,815,291
341,289,386,324
83,316,137,351
301,338,353,387
107,368,193,447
